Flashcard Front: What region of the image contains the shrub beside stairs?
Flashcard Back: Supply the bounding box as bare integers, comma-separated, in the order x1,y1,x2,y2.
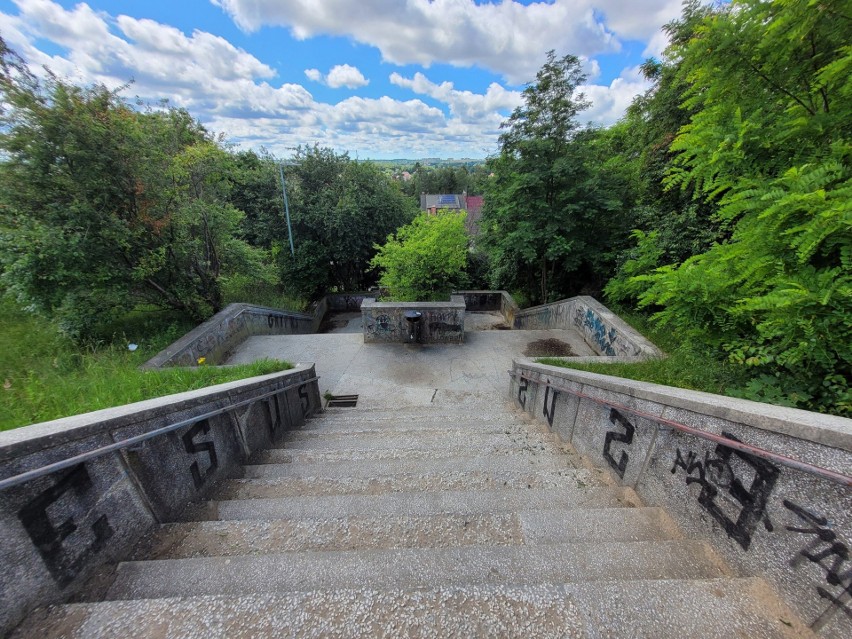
13,395,814,638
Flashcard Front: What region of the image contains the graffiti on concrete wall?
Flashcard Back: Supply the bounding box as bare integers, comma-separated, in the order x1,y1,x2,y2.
298,383,310,416
17,464,114,587
671,432,779,550
182,419,218,490
784,499,852,624
573,307,619,356
517,377,528,409
603,408,635,479
542,381,558,427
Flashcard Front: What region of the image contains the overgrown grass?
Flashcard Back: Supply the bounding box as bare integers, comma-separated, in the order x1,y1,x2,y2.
537,310,747,397
0,298,291,431
222,277,307,311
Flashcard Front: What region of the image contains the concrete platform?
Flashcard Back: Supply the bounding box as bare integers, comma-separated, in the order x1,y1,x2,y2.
225,326,594,407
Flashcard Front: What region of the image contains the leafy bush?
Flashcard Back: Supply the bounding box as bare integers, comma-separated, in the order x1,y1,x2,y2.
371,211,469,301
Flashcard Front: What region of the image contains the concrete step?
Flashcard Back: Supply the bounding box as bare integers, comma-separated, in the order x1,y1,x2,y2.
104,541,732,601
284,422,554,445
302,410,531,431
141,507,683,559
268,430,559,453
12,578,814,639
289,418,544,439
205,486,642,522
215,468,600,499
251,439,570,465
241,452,582,479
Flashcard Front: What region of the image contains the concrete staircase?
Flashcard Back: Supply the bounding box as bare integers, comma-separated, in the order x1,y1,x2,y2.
13,398,813,638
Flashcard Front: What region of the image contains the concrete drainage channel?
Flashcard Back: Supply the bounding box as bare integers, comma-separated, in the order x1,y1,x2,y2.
326,394,359,408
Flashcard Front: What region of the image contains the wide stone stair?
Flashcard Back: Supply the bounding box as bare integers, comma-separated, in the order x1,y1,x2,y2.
13,398,813,638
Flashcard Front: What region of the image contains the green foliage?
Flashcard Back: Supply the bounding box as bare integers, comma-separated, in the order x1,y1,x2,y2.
537,311,747,397
0,43,269,338
481,52,634,304
613,0,852,415
0,297,290,430
279,146,418,298
370,211,469,301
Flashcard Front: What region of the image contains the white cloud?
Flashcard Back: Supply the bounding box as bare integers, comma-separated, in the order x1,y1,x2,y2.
581,65,652,126
325,64,369,89
303,64,369,89
212,0,673,83
390,71,522,123
1,1,663,158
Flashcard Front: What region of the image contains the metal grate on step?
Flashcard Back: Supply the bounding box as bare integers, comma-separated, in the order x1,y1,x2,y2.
327,394,358,408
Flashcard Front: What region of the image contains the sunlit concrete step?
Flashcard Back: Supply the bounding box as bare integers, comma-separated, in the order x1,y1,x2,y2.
14,579,813,639
142,507,682,559
242,451,581,479
203,487,642,522
285,419,550,440
105,541,732,601
302,409,529,430
251,439,570,465
268,430,559,453
217,468,600,499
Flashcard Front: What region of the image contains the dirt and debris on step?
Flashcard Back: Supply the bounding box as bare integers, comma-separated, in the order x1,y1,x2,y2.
523,338,575,357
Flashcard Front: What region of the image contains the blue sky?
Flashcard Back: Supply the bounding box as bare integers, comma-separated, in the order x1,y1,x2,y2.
0,0,683,159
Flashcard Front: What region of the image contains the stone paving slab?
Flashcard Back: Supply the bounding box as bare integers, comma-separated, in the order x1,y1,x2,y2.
225,329,594,409
216,468,597,499
241,451,583,480
210,487,643,521
142,507,681,560
14,579,814,639
270,430,558,453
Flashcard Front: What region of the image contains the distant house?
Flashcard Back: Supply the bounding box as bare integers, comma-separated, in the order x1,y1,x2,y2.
420,192,484,236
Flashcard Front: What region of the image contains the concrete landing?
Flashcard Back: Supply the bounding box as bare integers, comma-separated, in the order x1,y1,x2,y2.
225,327,593,407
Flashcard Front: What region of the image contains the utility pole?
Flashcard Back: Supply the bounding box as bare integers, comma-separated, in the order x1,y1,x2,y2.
278,163,295,257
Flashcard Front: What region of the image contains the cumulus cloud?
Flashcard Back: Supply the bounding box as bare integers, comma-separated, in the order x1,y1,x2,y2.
305,64,370,89
211,0,682,83
581,65,652,126
390,71,521,123
1,0,661,158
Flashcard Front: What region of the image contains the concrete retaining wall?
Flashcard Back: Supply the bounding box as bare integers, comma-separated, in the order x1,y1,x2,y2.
144,293,374,368
361,296,466,344
455,290,520,326
514,296,662,358
0,366,321,636
510,359,852,637
143,303,317,368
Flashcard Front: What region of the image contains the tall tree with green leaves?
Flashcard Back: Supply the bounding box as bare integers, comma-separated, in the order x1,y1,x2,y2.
0,39,268,337
279,145,418,298
480,51,629,304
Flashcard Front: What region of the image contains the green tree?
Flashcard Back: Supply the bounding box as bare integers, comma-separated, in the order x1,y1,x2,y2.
622,0,852,414
371,211,469,301
280,146,417,298
0,40,268,337
481,51,631,304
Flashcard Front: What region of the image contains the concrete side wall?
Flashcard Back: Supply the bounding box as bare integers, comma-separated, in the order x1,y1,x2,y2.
455,290,520,326
361,296,466,344
0,366,321,636
145,294,374,368
510,359,852,637
514,296,662,358
143,303,317,368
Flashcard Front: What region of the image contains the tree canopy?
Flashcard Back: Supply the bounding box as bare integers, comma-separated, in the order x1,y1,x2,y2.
371,211,469,301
